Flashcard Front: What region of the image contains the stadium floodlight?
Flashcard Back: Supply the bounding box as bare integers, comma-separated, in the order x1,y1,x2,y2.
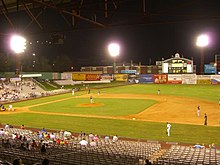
196,34,209,75
108,43,120,80
196,34,209,47
10,35,27,54
108,43,120,57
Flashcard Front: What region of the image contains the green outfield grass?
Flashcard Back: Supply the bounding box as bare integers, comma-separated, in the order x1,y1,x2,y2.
102,84,220,102
1,84,220,145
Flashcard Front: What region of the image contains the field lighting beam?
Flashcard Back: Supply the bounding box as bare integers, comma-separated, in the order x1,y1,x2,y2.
196,34,209,75
108,43,120,80
10,35,27,54
10,34,27,91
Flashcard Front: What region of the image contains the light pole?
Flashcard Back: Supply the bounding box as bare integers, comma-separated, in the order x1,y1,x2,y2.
196,34,209,75
108,43,120,80
10,34,27,91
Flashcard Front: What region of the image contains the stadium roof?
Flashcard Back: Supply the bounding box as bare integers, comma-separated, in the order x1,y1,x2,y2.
1,0,220,36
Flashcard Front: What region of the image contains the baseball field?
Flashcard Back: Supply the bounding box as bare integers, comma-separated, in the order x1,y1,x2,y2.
1,84,220,145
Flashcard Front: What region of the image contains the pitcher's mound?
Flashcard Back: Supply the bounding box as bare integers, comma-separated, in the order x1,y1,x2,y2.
77,103,104,107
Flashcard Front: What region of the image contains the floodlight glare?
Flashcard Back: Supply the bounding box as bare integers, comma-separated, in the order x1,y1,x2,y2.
108,43,120,57
196,34,209,47
10,35,27,54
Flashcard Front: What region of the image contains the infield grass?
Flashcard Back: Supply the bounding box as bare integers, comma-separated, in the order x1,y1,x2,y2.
29,98,156,116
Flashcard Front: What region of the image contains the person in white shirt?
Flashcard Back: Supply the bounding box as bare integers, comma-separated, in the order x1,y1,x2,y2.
112,135,118,142
8,104,14,111
166,122,171,136
0,129,5,136
64,131,71,137
50,133,55,140
90,95,93,104
12,133,16,139
5,124,9,129
79,138,88,146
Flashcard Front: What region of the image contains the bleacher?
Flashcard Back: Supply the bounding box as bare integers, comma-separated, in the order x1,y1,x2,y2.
153,145,220,165
0,127,220,164
0,128,161,165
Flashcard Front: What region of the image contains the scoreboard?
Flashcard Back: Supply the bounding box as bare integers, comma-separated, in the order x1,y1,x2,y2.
162,59,193,74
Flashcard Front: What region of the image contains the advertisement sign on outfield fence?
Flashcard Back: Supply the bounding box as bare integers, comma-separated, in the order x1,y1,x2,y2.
154,74,168,84
100,74,112,80
167,74,182,84
211,75,220,84
86,74,101,81
61,72,72,80
197,75,211,84
72,73,86,81
182,74,196,84
140,74,154,83
115,74,128,81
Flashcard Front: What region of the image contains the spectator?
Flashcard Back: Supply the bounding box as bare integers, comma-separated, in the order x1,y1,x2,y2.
40,144,47,153
50,132,55,140
88,133,94,140
104,135,110,142
56,138,61,144
13,158,22,165
79,138,88,146
21,124,25,129
112,135,118,142
42,158,50,165
0,129,5,136
89,140,96,147
63,130,71,137
5,123,9,129
41,128,46,133
59,130,64,138
193,143,205,149
93,134,99,141
4,139,11,148
145,159,152,165
1,105,6,111
210,143,216,149
32,140,38,150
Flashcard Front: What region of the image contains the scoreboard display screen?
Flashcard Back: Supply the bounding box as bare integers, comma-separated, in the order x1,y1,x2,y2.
204,64,216,74
163,58,193,74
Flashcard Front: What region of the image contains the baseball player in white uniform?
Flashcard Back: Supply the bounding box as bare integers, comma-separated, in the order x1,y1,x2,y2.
167,122,171,136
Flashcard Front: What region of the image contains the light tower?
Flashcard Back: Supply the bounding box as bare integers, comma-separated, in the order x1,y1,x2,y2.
108,43,120,80
10,34,27,91
196,34,209,75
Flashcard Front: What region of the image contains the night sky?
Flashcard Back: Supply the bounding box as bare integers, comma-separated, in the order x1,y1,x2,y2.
1,0,220,70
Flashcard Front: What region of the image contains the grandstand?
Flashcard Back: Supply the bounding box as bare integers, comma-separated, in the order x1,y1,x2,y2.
0,127,219,164
0,79,72,104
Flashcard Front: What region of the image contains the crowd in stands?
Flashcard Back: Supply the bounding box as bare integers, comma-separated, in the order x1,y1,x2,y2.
0,124,219,164
0,81,20,102
0,124,163,164
0,79,70,107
